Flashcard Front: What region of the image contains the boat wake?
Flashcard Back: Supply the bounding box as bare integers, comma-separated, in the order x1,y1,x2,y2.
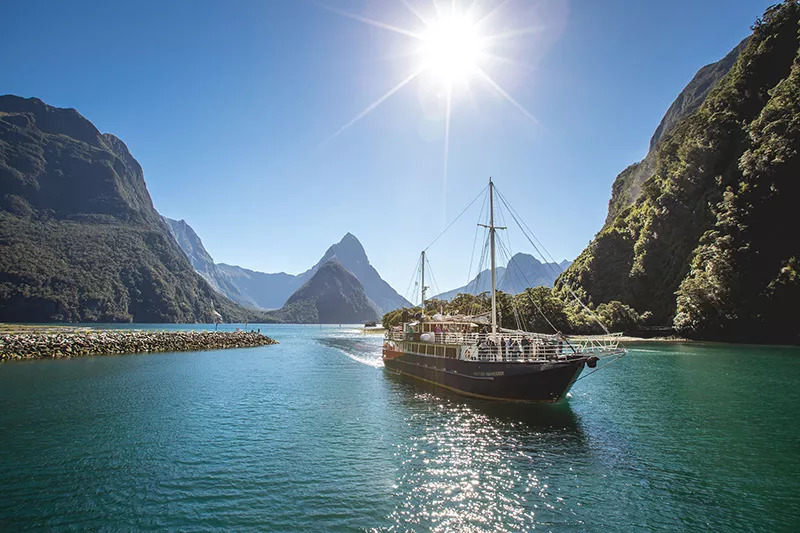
318,332,384,368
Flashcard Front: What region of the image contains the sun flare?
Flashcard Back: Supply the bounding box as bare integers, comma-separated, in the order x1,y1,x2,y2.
419,13,485,87
320,0,542,198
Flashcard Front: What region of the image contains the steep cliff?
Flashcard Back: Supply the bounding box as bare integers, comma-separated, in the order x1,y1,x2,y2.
605,38,747,225
557,2,800,342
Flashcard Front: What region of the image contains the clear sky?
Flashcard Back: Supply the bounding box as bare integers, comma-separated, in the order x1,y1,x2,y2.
0,0,774,299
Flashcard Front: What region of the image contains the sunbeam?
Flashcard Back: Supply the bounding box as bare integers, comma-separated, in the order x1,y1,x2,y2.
326,68,425,143
314,2,423,40
474,0,511,26
400,0,428,25
443,83,452,222
476,67,540,126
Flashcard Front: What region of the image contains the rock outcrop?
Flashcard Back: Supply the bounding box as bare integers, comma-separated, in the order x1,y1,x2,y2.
604,38,747,226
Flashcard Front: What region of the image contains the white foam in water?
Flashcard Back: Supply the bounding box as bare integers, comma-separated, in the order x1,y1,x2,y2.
321,328,384,368
340,347,384,368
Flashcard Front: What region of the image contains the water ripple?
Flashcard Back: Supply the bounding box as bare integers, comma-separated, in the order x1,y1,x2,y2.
0,326,798,531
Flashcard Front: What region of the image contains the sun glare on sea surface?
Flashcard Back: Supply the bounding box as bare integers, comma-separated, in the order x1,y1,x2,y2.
419,11,486,87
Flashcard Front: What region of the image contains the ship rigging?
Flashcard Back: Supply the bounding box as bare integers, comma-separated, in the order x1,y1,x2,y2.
382,178,626,402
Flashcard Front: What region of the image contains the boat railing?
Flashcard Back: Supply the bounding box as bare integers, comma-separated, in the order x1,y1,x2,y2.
386,330,623,361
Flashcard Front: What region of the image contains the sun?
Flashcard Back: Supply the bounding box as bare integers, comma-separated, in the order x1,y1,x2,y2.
419,12,485,87
319,0,541,190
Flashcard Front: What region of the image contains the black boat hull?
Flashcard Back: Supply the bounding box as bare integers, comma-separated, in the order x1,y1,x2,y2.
383,349,587,402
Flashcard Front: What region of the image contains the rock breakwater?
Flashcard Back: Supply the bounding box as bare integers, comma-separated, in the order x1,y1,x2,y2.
0,330,278,360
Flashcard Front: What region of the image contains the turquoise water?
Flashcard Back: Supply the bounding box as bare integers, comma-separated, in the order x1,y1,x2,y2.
1,324,799,531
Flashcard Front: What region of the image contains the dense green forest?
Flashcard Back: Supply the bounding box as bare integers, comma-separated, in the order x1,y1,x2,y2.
382,288,640,335
604,38,747,226
556,1,800,343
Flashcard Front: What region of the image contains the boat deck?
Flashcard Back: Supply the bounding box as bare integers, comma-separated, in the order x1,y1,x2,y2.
386,330,622,363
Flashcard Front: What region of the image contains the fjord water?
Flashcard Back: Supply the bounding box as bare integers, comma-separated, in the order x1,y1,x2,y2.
1,325,798,532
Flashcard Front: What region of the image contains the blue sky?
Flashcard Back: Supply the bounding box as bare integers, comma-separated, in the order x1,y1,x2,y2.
0,0,773,299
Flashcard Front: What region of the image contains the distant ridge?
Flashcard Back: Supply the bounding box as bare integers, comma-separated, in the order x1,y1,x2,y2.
434,253,571,300
162,217,256,307
164,220,410,314
163,216,295,309
269,259,381,324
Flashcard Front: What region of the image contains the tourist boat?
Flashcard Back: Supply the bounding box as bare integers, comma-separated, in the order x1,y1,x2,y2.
382,179,625,402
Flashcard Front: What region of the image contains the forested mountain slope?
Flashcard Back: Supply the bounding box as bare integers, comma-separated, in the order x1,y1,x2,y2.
605,39,747,226
557,2,800,342
0,95,268,323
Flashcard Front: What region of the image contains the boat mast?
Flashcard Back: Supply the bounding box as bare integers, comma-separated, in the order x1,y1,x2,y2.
478,178,504,334
489,179,497,335
420,250,427,314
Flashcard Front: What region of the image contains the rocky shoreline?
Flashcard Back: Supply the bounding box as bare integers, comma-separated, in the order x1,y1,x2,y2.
0,330,278,361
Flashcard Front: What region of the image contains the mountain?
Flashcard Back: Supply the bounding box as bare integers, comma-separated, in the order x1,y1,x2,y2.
162,216,297,309
296,233,410,313
269,259,381,324
162,217,258,307
557,1,800,343
215,263,300,310
434,267,506,301
500,253,570,294
165,221,410,313
0,95,268,323
434,254,570,300
605,38,747,225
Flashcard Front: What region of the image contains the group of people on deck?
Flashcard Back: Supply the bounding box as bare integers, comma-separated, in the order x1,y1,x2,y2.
477,336,532,360
475,329,567,361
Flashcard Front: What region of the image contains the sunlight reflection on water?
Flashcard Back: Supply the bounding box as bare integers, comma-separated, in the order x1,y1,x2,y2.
321,328,574,531
376,372,592,532
1,325,798,531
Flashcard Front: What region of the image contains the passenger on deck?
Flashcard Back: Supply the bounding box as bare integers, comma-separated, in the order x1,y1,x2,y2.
514,339,524,358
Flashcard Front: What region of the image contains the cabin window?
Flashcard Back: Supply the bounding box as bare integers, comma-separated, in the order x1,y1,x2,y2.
445,347,456,358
